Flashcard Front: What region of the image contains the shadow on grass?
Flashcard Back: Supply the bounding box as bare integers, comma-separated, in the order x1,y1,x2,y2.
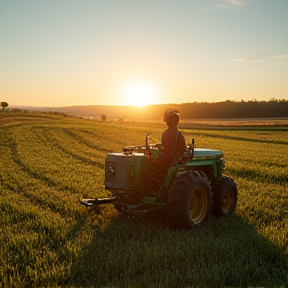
69,208,288,288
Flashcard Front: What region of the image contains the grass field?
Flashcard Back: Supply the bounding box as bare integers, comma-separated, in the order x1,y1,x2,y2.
1,111,288,288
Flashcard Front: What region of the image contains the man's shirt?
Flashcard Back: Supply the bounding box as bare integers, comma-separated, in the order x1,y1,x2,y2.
161,126,186,165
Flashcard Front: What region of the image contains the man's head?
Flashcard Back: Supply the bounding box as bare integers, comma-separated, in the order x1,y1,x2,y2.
163,108,180,127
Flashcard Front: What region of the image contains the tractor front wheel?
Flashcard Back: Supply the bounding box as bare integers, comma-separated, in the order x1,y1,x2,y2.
212,175,238,217
167,171,212,229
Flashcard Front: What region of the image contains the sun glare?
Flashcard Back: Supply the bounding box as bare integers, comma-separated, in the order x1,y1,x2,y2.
125,85,155,107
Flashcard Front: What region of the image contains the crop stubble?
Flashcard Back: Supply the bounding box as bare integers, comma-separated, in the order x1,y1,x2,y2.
0,112,288,287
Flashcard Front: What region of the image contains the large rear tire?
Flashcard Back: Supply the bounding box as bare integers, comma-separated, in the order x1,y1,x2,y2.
212,175,238,217
167,171,212,229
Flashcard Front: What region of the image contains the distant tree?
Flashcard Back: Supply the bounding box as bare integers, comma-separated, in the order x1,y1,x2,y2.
101,115,107,121
1,102,8,110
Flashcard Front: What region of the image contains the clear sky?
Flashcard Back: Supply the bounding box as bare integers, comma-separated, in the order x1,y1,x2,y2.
1,0,287,107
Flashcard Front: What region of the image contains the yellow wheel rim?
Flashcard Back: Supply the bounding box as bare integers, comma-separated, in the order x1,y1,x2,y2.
189,187,208,224
222,188,234,213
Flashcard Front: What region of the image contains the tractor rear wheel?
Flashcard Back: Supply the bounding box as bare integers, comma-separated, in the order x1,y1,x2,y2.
212,175,238,217
167,171,212,229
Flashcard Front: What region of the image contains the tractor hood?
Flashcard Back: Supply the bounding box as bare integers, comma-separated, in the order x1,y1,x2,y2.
193,148,223,159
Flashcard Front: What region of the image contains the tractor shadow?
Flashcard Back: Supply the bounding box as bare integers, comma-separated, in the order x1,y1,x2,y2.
69,208,288,288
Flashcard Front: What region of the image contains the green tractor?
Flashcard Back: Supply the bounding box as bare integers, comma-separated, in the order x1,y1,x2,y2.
81,135,238,229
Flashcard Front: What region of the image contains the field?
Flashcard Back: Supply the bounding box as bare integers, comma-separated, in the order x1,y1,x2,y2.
0,111,288,288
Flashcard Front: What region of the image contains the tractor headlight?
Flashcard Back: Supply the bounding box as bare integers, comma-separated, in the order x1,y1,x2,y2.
222,160,225,170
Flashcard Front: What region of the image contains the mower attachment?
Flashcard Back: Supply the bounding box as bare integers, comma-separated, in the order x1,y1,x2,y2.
79,197,116,207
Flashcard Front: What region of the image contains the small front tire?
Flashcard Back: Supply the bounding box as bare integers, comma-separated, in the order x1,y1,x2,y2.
212,175,238,217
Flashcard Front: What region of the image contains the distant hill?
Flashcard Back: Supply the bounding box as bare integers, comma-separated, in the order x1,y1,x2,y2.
10,104,174,120
10,100,288,120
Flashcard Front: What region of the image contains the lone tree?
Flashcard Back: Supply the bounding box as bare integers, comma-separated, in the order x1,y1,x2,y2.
1,102,8,110
101,115,107,121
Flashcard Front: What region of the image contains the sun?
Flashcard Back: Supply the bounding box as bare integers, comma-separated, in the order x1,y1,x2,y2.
125,85,155,107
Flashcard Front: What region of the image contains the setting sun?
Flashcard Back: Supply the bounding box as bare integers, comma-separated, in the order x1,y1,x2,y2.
125,85,156,107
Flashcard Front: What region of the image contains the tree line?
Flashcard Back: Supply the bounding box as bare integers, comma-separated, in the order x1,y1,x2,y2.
3,99,288,119
179,99,288,119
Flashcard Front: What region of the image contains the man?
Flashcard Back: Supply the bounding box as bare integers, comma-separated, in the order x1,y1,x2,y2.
154,108,187,184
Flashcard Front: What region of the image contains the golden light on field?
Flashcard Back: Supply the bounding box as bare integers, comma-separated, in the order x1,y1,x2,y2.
123,84,157,107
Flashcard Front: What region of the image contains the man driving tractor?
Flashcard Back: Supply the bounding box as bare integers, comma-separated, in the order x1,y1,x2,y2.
154,108,187,184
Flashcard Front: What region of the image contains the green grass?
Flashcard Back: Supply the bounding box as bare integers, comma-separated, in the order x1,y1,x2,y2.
1,112,288,287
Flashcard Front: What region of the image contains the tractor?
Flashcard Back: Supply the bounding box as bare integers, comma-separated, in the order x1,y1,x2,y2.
80,134,238,229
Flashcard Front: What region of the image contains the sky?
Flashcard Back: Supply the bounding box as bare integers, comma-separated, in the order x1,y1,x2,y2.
0,0,287,107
